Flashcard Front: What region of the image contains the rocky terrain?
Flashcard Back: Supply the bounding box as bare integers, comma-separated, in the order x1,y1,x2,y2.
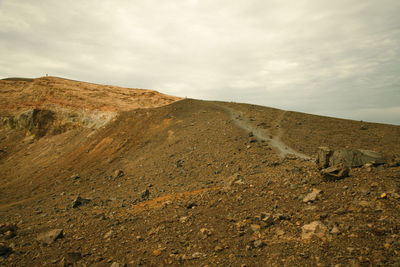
0,77,400,266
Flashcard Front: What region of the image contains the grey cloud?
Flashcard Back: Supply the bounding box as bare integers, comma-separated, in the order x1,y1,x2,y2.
0,0,399,124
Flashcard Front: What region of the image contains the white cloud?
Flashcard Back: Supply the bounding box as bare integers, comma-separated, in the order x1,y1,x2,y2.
0,0,399,124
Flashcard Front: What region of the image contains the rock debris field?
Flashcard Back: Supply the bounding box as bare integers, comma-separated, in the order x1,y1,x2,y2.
1,77,400,266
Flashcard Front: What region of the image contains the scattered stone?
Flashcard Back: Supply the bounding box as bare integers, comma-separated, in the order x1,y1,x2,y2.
360,125,368,130
0,223,17,239
303,188,322,203
104,230,113,239
70,174,80,180
37,229,63,244
153,249,162,256
253,240,265,248
186,202,197,209
113,169,124,179
301,221,328,240
334,207,347,215
72,196,91,208
331,225,341,235
0,243,12,256
191,252,206,259
358,200,370,208
225,173,246,188
321,166,349,180
260,213,274,226
4,230,15,239
110,262,126,267
273,213,291,221
214,246,223,252
179,216,189,223
65,252,82,262
200,228,212,238
140,189,150,200
250,224,261,233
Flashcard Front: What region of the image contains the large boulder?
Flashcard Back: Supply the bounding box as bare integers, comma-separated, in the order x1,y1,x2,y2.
316,147,385,168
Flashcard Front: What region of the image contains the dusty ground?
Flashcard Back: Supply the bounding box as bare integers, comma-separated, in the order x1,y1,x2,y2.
0,78,400,266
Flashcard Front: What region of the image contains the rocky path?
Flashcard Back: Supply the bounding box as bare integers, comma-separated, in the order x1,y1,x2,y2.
214,102,310,159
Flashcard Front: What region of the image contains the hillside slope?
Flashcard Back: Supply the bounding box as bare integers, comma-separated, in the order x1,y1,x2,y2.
0,79,400,266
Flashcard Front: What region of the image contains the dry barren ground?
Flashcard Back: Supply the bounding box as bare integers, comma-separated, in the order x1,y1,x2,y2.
0,78,400,266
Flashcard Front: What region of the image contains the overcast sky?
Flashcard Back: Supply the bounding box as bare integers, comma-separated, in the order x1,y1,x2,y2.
1,0,399,124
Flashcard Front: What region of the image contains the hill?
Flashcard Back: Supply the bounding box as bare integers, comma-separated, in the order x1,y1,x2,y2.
0,77,400,266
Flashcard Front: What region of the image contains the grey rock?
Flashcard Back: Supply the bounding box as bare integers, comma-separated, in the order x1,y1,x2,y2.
37,229,63,244
317,147,386,168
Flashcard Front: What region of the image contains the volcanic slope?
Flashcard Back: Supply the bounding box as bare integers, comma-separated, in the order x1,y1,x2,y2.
1,79,400,266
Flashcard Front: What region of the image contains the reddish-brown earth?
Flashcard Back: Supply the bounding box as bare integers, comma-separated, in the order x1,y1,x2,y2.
0,77,400,266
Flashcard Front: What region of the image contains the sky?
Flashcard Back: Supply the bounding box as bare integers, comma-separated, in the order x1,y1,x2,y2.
0,0,399,125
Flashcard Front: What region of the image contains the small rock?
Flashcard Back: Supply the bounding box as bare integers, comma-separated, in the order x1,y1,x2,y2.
250,224,261,233
104,230,113,239
260,212,274,226
249,138,258,143
303,188,322,203
321,166,349,180
0,223,17,235
301,221,328,240
360,125,368,130
334,207,347,215
358,200,370,208
72,196,90,208
66,252,82,262
140,189,150,200
186,202,197,209
0,243,12,256
331,226,341,235
200,228,212,238
214,246,223,252
71,174,80,180
110,262,126,267
153,249,162,256
179,216,189,223
253,240,264,248
225,173,246,188
113,169,124,179
4,230,15,239
191,252,206,259
37,229,63,244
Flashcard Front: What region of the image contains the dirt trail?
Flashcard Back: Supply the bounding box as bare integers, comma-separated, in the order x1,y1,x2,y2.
214,103,310,159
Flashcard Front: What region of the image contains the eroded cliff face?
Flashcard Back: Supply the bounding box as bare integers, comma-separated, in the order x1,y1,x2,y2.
0,76,181,138
1,108,114,137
